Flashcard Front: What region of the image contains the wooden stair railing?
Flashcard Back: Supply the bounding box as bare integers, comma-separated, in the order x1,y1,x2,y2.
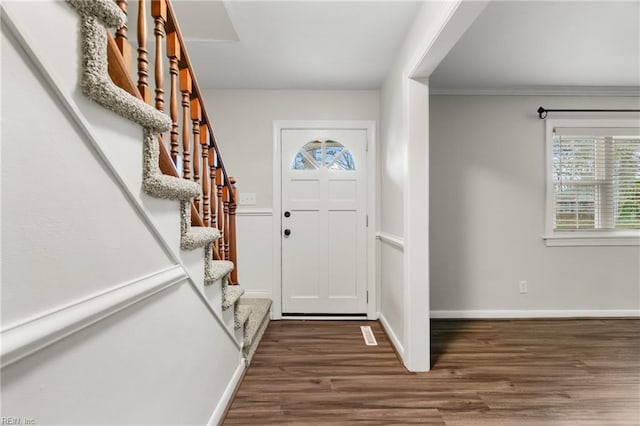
107,0,239,284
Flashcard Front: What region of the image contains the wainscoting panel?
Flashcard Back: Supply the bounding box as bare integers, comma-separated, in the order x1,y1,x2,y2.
1,266,187,368
236,209,274,298
377,233,406,360
1,282,241,425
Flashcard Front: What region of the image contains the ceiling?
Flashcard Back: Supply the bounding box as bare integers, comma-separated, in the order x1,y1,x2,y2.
173,1,422,90
172,1,239,42
169,1,639,91
430,1,640,91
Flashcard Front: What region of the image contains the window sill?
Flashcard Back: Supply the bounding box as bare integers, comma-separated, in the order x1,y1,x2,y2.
543,232,640,247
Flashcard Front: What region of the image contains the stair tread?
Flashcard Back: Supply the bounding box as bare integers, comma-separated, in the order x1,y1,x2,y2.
143,173,199,202
181,227,219,250
205,260,234,284
239,298,272,348
234,305,252,330
222,284,244,310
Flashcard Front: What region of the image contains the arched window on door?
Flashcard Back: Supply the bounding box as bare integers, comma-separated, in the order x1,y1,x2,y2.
292,140,356,171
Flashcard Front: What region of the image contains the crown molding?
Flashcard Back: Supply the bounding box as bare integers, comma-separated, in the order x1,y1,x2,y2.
429,86,640,97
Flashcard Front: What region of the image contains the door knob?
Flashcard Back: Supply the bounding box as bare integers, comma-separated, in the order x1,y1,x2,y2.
284,229,291,236
284,211,291,218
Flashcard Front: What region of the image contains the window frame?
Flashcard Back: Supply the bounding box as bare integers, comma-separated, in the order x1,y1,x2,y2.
290,139,356,171
544,118,640,247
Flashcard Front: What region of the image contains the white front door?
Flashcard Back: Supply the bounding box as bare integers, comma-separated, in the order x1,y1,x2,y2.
281,129,368,315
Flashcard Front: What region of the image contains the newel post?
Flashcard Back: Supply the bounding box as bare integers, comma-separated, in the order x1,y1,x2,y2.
222,180,231,262
229,177,238,284
216,168,226,259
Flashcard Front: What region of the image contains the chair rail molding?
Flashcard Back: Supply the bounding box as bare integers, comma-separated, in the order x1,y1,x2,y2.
236,208,273,217
376,232,405,251
1,266,188,368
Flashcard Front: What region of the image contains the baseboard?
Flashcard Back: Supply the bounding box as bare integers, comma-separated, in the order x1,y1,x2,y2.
378,312,405,364
208,357,246,426
430,309,640,319
282,315,367,321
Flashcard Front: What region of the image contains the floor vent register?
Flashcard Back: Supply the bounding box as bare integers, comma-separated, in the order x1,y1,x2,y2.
360,326,378,346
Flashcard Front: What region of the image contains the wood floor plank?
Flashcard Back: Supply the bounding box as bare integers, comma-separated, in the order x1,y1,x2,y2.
223,319,640,425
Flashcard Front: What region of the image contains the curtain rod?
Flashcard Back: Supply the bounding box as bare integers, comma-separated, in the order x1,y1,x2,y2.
537,106,640,119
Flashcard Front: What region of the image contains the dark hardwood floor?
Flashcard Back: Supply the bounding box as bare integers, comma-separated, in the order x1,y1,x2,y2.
223,319,640,425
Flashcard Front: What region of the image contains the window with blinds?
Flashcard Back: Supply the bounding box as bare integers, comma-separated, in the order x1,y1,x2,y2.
552,127,640,231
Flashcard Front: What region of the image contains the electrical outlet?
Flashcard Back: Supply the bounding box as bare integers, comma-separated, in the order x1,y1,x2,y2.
519,280,528,294
239,192,257,205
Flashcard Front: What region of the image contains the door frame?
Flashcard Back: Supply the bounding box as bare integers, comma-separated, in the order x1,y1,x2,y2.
272,120,377,320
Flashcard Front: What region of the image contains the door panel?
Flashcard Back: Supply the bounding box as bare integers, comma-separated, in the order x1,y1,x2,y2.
328,210,357,298
281,129,367,314
282,210,320,299
289,179,320,202
329,179,357,201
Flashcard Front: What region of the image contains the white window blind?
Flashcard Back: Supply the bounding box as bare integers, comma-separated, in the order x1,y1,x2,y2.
552,127,640,231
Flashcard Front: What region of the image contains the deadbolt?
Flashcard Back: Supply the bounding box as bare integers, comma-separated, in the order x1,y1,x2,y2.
284,211,291,218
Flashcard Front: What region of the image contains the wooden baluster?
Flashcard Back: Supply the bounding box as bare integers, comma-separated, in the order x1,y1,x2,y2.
216,168,226,258
180,68,192,179
137,0,151,103
223,183,231,261
152,0,166,113
229,177,238,284
167,32,181,165
209,149,218,230
114,1,132,68
191,98,201,211
151,0,167,158
201,127,210,227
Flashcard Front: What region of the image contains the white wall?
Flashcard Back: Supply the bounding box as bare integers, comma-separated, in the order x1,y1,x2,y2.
430,94,640,316
201,90,379,298
2,282,240,426
379,242,405,344
235,211,273,298
378,2,460,368
203,89,379,209
1,2,242,424
1,25,172,326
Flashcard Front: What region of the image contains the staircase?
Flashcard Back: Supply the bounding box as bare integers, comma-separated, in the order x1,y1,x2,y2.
66,0,271,363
